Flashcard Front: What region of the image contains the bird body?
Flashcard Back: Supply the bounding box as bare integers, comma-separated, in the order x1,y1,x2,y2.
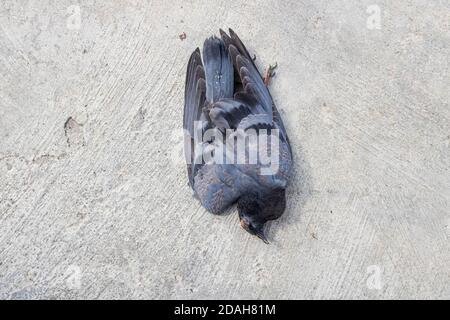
183,29,292,242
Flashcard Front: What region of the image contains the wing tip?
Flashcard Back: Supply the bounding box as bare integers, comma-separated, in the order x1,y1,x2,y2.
188,47,202,65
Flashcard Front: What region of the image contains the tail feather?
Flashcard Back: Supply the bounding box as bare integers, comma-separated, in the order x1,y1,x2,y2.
202,36,234,102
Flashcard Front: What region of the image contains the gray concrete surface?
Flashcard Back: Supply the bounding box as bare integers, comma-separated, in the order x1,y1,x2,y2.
0,0,449,299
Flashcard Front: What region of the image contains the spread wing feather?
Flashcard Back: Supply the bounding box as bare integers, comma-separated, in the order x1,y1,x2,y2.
221,29,290,146
183,48,208,186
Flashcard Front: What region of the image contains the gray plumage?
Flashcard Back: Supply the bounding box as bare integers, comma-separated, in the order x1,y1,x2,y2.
183,29,292,243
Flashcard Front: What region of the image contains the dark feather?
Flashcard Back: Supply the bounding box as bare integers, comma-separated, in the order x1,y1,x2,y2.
183,48,206,137
221,30,290,145
183,48,207,186
202,37,234,103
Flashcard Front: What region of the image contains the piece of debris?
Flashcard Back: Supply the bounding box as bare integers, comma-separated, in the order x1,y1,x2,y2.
64,117,85,147
263,62,277,86
179,32,187,41
311,232,318,240
130,106,147,131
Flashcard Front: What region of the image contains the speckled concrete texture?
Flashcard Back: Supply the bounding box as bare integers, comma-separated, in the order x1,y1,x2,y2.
0,0,449,299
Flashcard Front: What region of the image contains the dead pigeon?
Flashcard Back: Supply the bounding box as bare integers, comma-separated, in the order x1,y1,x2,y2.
183,28,292,243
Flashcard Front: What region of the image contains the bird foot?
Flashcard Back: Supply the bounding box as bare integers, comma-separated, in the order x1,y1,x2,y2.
263,62,277,86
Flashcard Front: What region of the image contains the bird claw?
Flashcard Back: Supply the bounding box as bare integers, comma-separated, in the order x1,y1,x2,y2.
264,62,278,86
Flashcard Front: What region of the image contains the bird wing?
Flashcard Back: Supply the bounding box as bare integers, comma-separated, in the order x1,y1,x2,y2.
183,48,209,187
220,28,290,147
218,29,292,185
185,40,248,213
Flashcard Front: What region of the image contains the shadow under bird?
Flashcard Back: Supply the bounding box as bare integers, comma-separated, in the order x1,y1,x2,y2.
183,28,292,243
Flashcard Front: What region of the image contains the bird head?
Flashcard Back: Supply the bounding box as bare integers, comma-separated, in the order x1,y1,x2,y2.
237,195,269,244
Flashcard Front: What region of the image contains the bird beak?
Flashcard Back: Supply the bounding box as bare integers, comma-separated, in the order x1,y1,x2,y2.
256,230,269,244
239,218,249,230
239,217,269,244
